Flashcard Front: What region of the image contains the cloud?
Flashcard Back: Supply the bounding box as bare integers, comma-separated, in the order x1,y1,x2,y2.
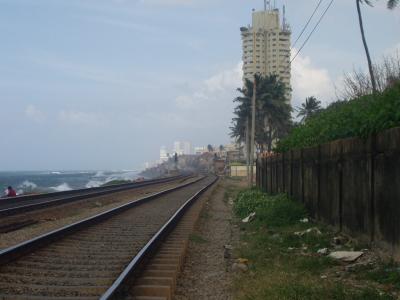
204,63,243,92
291,51,335,107
31,55,131,86
58,110,104,126
385,42,400,56
175,62,242,109
177,57,337,113
25,105,45,123
140,0,193,6
84,15,161,34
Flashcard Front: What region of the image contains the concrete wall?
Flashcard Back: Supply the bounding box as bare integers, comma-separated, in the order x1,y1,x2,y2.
230,165,256,177
256,127,400,258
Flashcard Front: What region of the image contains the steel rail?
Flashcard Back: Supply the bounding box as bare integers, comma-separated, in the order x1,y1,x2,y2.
100,176,218,300
0,173,188,206
0,174,191,217
0,175,206,266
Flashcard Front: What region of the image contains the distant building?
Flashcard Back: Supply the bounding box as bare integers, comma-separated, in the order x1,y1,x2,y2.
143,161,157,169
224,143,239,152
173,141,192,156
159,146,169,163
241,5,291,100
183,142,192,155
194,146,207,155
225,143,244,163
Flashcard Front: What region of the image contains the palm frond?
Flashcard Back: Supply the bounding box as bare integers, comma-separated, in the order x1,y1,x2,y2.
387,0,399,9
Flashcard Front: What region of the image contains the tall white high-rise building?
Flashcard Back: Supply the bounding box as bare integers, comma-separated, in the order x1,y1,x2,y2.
194,146,207,155
159,146,169,162
173,141,192,156
241,5,291,99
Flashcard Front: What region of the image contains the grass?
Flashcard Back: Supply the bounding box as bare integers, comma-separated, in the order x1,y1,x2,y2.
232,188,396,300
200,209,211,220
276,81,400,152
229,176,246,181
355,262,400,289
224,185,240,203
230,162,247,166
101,180,131,186
189,233,207,244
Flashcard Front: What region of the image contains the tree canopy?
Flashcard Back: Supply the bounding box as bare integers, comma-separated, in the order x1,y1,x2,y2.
276,81,400,152
359,0,398,9
231,74,292,152
296,96,322,123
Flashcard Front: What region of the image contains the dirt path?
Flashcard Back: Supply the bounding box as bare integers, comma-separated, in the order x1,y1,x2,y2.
175,179,240,300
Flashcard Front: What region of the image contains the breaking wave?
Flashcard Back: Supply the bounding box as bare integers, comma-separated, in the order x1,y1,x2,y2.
85,180,103,188
18,180,38,190
16,180,39,195
50,183,72,192
94,171,105,177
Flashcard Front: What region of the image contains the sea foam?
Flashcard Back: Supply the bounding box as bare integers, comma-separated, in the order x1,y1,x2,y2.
50,183,72,192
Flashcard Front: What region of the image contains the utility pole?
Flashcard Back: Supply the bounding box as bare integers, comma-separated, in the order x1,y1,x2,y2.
249,74,256,187
245,117,250,186
248,21,258,187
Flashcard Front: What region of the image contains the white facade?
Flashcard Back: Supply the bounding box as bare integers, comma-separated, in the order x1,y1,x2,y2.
183,142,192,155
224,143,239,152
173,141,192,156
144,161,157,169
194,146,207,155
241,8,291,99
159,146,169,162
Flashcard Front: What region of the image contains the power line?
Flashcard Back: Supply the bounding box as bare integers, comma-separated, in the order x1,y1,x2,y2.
292,0,324,48
291,0,335,64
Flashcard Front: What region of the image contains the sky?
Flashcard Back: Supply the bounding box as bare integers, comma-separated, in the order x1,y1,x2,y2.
0,0,399,171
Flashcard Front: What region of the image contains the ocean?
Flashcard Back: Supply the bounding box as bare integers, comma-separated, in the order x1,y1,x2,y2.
0,170,141,196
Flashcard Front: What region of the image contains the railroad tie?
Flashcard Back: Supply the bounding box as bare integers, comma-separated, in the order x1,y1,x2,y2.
129,198,206,300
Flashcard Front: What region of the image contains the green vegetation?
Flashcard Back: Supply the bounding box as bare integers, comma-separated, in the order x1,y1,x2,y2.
101,180,131,187
276,82,400,152
229,161,246,166
233,189,396,300
365,265,400,288
355,262,400,289
189,233,207,244
230,74,292,152
296,96,322,123
234,189,307,226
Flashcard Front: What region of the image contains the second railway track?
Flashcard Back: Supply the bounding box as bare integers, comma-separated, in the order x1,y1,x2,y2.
0,175,217,300
0,174,190,217
0,175,193,240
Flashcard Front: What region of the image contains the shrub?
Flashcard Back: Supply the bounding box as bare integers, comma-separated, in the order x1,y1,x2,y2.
234,189,307,227
234,189,268,218
256,194,307,227
276,82,400,152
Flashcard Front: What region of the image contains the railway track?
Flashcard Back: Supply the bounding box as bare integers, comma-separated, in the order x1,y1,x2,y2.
0,175,217,299
0,174,189,218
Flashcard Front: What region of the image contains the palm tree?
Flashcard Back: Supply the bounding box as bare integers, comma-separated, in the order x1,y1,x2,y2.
356,0,377,94
207,144,214,152
387,0,399,9
230,79,253,144
297,96,322,123
231,74,292,152
256,75,292,151
356,0,398,95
